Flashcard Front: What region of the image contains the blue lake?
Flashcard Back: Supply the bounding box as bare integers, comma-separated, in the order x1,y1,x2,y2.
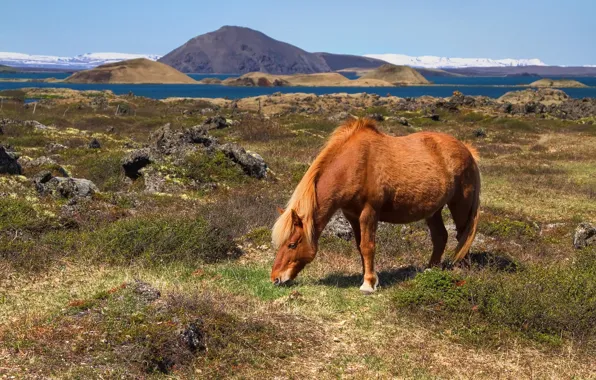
1,72,595,99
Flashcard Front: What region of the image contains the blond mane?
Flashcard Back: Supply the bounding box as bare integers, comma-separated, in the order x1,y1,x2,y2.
272,118,380,248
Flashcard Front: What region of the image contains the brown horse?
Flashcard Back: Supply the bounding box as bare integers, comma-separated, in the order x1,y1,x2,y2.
271,118,480,293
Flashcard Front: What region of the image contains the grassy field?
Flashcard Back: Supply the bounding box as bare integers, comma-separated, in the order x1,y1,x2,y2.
0,90,595,379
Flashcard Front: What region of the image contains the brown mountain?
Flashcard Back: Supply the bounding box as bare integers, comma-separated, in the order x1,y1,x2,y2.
159,26,331,74
64,58,196,84
314,53,388,70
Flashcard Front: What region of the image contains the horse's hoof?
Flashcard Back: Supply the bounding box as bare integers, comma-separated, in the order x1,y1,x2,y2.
359,280,378,294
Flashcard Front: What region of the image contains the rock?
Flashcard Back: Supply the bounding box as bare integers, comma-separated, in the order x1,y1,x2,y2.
202,115,229,130
396,116,409,126
323,213,354,241
427,114,440,121
573,222,596,249
151,123,185,155
24,120,48,130
219,143,267,179
41,177,98,198
184,125,219,147
88,138,101,149
328,111,350,122
130,280,161,302
0,145,22,175
122,148,153,179
31,170,52,192
367,113,384,122
46,142,67,153
181,319,206,352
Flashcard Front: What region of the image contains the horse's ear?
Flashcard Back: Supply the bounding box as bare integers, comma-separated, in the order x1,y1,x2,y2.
290,209,303,227
276,206,285,215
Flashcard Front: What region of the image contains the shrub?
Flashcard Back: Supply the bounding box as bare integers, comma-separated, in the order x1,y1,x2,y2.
182,150,246,185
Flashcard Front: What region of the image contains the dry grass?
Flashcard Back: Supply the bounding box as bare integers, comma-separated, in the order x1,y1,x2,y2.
1,90,595,378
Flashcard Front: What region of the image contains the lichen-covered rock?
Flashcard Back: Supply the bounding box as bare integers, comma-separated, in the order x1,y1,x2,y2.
41,177,99,198
181,319,206,352
122,148,153,179
573,222,596,249
0,145,22,175
130,280,161,302
202,115,229,130
151,123,185,155
46,142,67,153
219,143,267,179
323,213,354,241
24,120,48,130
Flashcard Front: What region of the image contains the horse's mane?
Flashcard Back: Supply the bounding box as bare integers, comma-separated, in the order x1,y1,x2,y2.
272,118,381,248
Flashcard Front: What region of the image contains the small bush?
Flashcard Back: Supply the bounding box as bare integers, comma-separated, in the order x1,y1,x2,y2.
183,150,246,185
395,269,469,312
67,149,125,191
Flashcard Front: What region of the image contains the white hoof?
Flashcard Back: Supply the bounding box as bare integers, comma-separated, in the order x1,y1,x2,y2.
359,274,379,294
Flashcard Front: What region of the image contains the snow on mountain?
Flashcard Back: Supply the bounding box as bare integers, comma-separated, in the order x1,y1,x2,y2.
0,52,162,70
364,54,547,69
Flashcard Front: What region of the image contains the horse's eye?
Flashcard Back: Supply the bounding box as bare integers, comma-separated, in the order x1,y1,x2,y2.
288,242,297,249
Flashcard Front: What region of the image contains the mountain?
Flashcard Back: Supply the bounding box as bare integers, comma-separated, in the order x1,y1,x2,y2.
364,54,546,69
0,52,161,70
360,64,429,85
314,53,388,70
444,65,596,77
0,64,17,73
158,26,331,74
64,58,195,84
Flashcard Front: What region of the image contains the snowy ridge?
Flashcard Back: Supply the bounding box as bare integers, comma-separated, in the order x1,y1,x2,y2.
364,54,547,69
0,52,162,70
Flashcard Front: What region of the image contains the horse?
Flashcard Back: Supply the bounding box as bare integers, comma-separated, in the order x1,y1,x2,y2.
271,118,481,293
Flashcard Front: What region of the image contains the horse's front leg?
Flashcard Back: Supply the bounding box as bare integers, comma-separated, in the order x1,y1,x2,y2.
358,205,379,294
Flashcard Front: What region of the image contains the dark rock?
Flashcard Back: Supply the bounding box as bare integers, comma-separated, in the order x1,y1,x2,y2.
323,213,353,241
428,114,440,121
573,222,596,249
122,148,153,179
0,145,22,175
31,170,52,192
88,138,101,149
181,319,206,352
106,126,115,133
501,103,513,113
41,177,98,198
219,143,267,179
184,126,219,147
130,280,161,302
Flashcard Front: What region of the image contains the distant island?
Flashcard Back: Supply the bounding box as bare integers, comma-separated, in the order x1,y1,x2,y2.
0,64,17,73
529,78,587,88
64,58,196,84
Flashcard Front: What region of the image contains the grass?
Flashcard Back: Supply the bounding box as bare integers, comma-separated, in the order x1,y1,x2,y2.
1,87,595,378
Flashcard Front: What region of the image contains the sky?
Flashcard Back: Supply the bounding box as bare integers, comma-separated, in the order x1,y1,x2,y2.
1,0,594,65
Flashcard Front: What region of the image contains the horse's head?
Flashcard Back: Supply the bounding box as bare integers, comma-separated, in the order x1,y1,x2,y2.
271,209,316,285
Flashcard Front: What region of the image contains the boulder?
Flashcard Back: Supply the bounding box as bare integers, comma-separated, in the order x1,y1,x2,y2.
46,142,68,153
202,115,229,130
130,279,161,302
20,156,69,177
367,113,384,122
573,222,596,249
219,143,267,179
181,319,206,352
0,145,22,175
24,120,48,130
150,123,185,155
323,213,354,241
41,177,99,198
122,148,153,179
396,116,409,126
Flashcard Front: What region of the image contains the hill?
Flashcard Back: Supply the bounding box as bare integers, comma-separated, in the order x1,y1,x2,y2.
0,64,17,73
529,78,587,88
315,53,387,70
360,64,430,85
159,26,330,74
445,65,596,77
220,72,393,87
64,58,196,84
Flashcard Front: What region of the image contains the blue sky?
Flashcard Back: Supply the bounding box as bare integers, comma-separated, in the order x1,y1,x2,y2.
1,0,594,65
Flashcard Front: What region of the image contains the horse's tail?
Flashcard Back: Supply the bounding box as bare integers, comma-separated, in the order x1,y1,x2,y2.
452,152,481,262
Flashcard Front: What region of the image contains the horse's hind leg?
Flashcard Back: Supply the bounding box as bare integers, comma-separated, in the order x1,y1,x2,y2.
426,208,448,267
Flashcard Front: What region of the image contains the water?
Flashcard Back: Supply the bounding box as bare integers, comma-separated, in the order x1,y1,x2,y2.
1,73,595,100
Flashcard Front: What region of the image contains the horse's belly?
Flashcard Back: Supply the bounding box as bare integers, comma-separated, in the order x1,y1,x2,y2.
378,182,450,223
